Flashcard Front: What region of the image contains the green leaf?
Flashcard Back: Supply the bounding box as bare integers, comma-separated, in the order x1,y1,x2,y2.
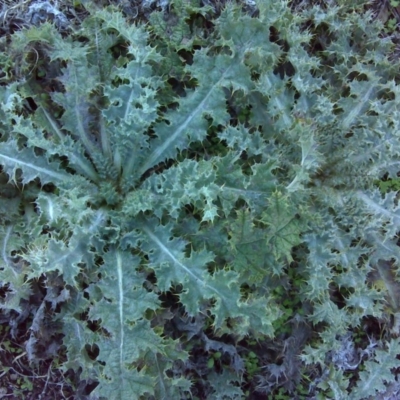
94,365,154,400
0,140,69,185
137,50,232,176
89,249,162,399
350,340,400,400
138,219,216,314
260,191,304,264
226,208,277,280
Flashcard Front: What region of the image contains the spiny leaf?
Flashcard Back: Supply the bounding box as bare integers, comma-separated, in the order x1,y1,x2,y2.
260,191,304,264
0,140,69,185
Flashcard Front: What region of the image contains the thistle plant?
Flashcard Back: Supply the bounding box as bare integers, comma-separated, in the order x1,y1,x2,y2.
1,0,400,398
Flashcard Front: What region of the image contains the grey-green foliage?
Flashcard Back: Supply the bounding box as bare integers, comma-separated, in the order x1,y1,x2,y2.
0,0,400,398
